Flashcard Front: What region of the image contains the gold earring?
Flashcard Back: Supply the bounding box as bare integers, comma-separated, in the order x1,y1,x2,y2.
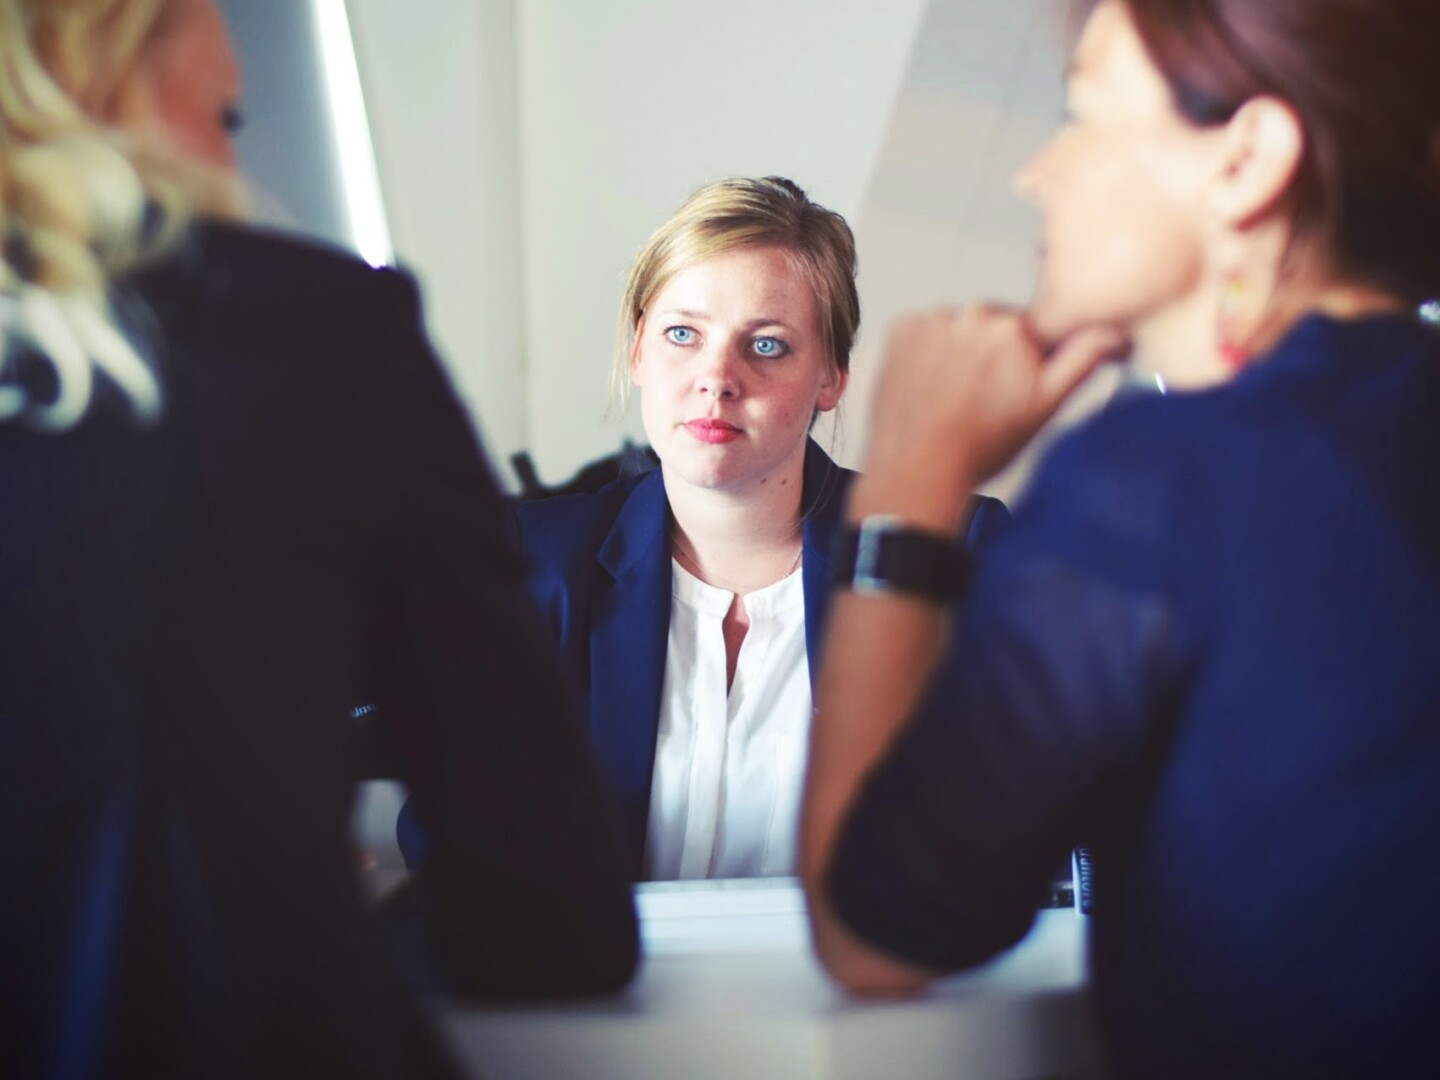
1216,275,1251,370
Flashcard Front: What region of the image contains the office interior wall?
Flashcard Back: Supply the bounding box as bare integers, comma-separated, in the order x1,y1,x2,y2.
345,0,932,486
219,0,353,249
514,0,929,486
223,1,1090,497
345,0,526,467
840,0,1120,502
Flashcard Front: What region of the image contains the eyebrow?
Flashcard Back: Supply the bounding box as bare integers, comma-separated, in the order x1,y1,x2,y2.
654,309,799,333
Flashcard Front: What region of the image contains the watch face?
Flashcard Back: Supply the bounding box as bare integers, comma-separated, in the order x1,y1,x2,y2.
850,515,901,594
834,517,969,600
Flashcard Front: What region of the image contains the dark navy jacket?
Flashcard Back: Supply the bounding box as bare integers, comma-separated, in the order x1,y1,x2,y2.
512,440,1008,878
0,223,636,1080
828,314,1440,1079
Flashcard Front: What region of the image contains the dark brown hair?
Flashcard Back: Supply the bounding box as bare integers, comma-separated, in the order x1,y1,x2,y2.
1075,0,1440,304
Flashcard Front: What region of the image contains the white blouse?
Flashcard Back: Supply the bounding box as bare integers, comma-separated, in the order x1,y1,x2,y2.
644,558,812,880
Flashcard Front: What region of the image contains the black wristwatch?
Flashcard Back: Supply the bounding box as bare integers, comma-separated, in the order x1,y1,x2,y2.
831,514,970,601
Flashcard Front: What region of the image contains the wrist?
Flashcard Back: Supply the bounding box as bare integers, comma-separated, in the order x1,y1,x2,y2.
830,514,971,602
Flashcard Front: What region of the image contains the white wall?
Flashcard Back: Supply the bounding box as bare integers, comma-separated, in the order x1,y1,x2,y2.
515,0,928,485
338,0,1104,496
345,0,527,467
841,0,1121,502
344,0,930,485
220,0,354,251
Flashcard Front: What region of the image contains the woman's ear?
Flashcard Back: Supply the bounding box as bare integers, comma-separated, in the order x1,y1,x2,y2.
815,365,848,413
1210,95,1306,229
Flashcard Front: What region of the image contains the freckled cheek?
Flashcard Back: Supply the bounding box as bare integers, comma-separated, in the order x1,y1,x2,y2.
769,401,809,431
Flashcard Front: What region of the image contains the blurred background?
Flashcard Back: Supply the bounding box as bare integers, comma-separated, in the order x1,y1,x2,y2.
218,0,1108,504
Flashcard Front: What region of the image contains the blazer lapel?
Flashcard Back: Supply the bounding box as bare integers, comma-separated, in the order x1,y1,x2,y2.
800,440,851,689
590,470,672,876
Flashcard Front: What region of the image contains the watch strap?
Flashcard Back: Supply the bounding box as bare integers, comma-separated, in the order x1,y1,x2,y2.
831,514,970,601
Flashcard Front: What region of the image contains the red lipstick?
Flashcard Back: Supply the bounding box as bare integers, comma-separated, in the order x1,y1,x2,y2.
684,419,741,444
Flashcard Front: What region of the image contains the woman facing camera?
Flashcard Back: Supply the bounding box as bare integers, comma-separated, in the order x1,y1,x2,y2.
521,177,1006,880
1,1,635,1076
803,0,1440,1077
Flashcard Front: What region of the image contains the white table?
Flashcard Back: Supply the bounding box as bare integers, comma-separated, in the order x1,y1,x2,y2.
442,879,1112,1079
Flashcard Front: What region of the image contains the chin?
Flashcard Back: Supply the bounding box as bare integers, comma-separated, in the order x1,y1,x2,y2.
1026,297,1080,349
665,447,741,491
1030,289,1133,351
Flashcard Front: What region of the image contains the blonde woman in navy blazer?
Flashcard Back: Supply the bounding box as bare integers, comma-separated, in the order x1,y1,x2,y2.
512,179,1007,880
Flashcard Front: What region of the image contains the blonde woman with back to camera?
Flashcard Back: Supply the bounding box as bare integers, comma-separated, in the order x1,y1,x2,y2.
0,2,637,1077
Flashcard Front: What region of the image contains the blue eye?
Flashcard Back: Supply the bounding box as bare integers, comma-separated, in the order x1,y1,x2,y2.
752,336,789,358
664,326,695,345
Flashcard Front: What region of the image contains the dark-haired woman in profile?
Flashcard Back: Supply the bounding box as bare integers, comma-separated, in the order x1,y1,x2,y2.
801,0,1440,1077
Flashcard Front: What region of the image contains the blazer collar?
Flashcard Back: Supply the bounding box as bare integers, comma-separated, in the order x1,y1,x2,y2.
590,466,672,877
590,440,850,875
799,439,850,682
598,439,846,573
597,466,669,577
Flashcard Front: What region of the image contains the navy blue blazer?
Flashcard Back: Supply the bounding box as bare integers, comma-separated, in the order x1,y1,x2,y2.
513,439,1008,877
826,313,1440,1078
1,223,636,1079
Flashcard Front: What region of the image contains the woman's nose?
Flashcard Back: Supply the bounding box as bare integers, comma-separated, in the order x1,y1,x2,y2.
695,345,741,398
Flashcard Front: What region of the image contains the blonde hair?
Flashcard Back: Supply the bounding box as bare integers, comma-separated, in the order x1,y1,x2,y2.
0,0,244,429
611,176,860,408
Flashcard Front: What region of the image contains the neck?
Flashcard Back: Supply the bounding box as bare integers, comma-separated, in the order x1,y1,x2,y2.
1135,263,1406,390
1131,288,1220,390
664,457,807,596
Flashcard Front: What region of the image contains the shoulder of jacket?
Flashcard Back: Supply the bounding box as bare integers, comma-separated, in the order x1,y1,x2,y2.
170,220,419,317
514,473,649,566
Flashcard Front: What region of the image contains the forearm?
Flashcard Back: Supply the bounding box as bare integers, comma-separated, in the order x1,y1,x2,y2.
801,473,975,991
801,308,1115,989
